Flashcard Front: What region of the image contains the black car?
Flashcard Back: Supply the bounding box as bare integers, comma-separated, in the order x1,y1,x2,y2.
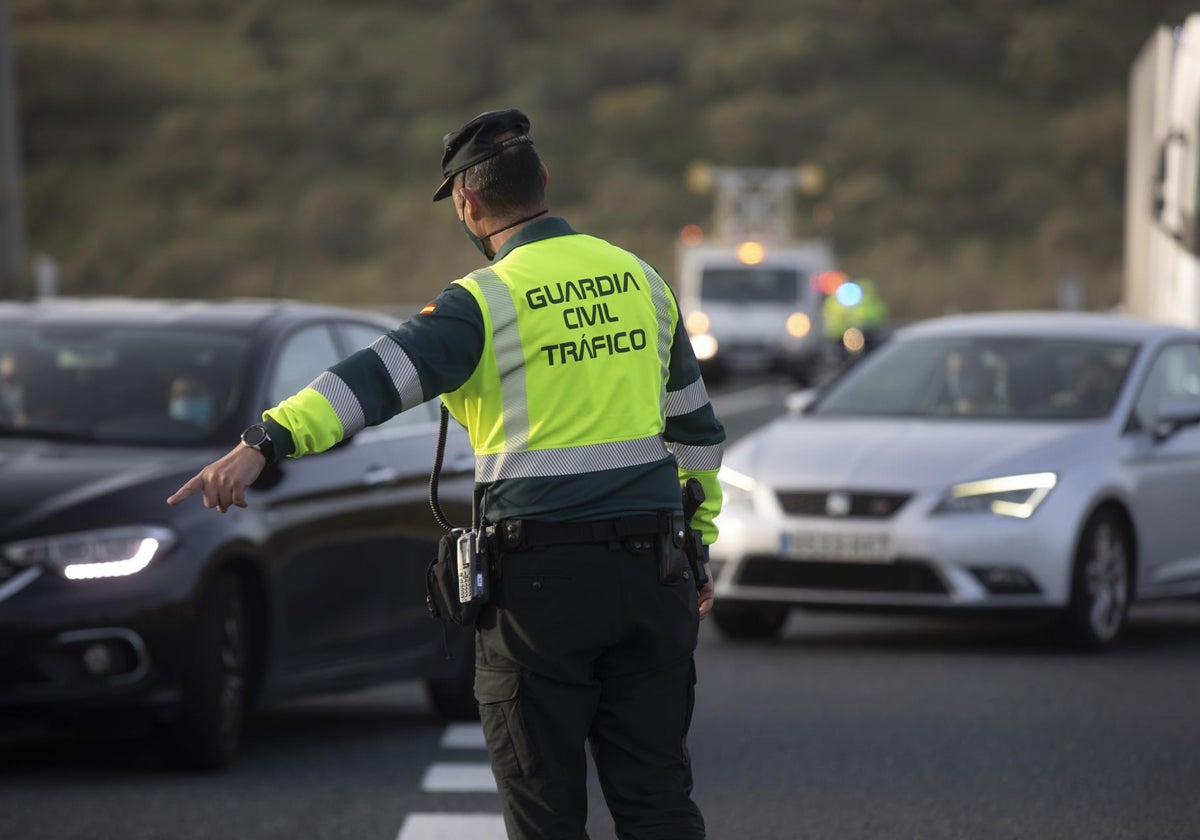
0,297,477,769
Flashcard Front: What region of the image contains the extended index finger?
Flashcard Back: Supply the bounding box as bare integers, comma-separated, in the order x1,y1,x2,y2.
166,476,204,506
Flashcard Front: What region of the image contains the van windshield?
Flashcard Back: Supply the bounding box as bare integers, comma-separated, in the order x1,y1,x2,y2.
700,267,805,302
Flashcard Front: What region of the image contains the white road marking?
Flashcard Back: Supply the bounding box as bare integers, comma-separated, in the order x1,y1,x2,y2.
395,730,503,837
396,813,507,840
439,722,487,750
420,762,498,793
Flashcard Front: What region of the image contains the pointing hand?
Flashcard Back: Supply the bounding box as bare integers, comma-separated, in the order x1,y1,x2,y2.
167,445,267,513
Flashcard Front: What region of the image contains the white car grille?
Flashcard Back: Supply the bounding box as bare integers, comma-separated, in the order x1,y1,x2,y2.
775,491,910,518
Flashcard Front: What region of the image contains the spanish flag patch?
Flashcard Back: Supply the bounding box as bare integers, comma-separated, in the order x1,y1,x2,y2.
420,303,437,315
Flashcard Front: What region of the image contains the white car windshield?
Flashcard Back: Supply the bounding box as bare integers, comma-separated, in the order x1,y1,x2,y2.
700,267,806,303
811,335,1138,420
0,326,249,445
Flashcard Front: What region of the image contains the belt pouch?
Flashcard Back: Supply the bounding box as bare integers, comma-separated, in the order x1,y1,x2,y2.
426,529,483,626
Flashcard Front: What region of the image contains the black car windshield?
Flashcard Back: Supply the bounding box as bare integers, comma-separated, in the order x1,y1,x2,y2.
811,334,1138,420
700,267,806,303
0,325,250,445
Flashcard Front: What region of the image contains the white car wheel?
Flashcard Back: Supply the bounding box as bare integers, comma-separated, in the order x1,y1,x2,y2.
1062,509,1132,649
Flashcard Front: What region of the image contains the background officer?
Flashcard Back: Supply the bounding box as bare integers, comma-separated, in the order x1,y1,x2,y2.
168,108,725,840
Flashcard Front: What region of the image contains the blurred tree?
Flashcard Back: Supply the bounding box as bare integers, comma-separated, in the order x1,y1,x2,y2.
292,179,373,263
1050,94,1126,197
232,0,283,69
587,41,681,92
134,237,245,298
1004,9,1123,103
17,41,166,164
587,83,690,173
7,0,1185,314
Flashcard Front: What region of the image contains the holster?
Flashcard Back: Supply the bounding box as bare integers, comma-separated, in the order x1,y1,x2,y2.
657,512,688,585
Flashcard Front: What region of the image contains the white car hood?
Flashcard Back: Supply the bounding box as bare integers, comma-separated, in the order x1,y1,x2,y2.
726,414,1105,492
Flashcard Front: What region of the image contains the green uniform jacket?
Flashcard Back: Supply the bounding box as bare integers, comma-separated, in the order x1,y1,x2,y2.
262,217,726,543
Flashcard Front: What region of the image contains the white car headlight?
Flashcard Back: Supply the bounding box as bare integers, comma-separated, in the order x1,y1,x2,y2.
933,472,1057,519
1,526,178,580
718,465,758,511
691,333,719,361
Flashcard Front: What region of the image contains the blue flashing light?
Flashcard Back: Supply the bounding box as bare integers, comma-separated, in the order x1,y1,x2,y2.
835,281,863,307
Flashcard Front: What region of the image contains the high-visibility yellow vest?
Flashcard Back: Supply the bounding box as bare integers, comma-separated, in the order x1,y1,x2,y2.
441,232,677,483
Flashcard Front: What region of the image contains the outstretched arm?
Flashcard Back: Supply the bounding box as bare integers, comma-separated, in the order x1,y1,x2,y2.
167,445,266,513
167,285,486,514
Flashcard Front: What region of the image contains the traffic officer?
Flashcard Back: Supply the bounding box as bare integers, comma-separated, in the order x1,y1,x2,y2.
822,278,888,344
168,108,725,840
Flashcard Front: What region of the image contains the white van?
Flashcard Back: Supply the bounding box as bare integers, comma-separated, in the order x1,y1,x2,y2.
677,237,835,385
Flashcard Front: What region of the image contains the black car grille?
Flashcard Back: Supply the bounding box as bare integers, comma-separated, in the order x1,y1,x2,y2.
0,649,47,690
738,555,947,594
0,558,22,586
775,491,911,518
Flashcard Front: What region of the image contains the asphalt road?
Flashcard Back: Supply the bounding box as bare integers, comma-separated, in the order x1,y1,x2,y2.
4,378,1200,839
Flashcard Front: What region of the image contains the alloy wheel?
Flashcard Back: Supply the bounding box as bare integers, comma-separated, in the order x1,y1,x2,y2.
1083,519,1129,643
218,602,246,744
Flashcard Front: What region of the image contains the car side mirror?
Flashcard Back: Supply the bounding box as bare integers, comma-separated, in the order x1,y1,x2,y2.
1151,395,1200,442
786,389,816,415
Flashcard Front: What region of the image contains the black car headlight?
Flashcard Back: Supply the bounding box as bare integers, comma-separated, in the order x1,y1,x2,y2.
2,526,178,580
933,472,1057,519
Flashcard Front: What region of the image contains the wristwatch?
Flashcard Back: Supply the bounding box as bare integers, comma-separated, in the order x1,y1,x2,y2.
240,423,275,462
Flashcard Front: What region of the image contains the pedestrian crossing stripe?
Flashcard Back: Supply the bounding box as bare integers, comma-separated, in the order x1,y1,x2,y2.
420,762,497,793
440,722,487,750
396,813,506,840
398,726,502,837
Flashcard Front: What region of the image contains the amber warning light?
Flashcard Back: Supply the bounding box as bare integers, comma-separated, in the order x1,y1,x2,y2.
737,241,765,265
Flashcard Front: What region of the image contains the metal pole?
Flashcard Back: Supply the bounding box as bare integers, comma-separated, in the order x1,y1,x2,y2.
0,0,26,299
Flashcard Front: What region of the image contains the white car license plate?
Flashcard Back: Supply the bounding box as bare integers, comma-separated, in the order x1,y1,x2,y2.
781,531,892,563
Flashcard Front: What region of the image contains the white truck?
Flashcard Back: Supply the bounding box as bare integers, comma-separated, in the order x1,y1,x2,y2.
676,165,836,385
1124,14,1200,324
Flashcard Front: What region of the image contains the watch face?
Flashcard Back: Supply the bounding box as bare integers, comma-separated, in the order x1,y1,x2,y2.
242,424,268,448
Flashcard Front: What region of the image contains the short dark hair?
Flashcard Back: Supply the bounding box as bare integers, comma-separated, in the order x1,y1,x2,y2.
460,142,544,216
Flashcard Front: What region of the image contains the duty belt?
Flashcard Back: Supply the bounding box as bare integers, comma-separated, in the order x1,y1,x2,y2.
491,514,668,552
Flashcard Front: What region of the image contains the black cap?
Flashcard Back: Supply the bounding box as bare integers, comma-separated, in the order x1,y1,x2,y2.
433,108,532,202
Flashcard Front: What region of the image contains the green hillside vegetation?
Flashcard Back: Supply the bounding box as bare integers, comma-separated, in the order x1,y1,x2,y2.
10,0,1197,318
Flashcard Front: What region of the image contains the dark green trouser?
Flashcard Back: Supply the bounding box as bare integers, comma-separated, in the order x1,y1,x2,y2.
474,538,706,840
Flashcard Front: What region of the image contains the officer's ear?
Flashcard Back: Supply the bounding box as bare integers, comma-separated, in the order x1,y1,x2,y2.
458,186,484,222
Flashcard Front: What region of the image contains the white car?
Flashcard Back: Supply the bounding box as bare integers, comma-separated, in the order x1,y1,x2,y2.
711,311,1200,647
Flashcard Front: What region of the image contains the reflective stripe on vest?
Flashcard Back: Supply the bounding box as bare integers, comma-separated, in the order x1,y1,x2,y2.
668,440,725,472
473,268,531,451
665,377,710,417
369,335,424,412
476,434,669,482
309,370,365,436
633,256,675,418
303,337,422,440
